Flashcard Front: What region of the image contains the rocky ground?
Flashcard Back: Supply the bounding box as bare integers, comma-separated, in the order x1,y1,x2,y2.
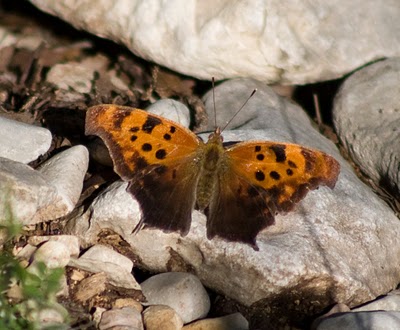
1,1,400,330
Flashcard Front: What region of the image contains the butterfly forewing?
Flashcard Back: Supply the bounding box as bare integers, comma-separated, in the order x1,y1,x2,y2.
85,105,202,180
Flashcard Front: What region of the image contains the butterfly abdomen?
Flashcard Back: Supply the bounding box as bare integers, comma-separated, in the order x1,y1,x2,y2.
196,133,226,210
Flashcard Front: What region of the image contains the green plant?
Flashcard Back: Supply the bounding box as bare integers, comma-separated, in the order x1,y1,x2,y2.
0,199,67,330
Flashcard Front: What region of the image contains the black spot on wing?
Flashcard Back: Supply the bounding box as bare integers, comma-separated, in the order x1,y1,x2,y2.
270,171,280,180
156,149,167,160
255,170,265,181
134,156,149,170
301,148,315,172
269,144,286,163
113,111,131,129
142,116,162,133
141,143,152,151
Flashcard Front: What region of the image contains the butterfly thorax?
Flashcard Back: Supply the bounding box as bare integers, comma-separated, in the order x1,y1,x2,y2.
196,130,226,210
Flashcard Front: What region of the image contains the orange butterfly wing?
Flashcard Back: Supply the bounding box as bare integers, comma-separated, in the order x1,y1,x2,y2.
205,141,340,249
85,105,203,235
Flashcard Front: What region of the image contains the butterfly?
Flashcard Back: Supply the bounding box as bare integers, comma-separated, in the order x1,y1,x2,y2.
85,104,340,250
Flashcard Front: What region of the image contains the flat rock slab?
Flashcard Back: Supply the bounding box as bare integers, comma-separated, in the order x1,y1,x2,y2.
29,0,400,84
70,79,400,324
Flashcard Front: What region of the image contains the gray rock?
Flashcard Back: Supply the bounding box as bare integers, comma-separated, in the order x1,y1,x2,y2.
333,58,400,198
353,292,400,312
0,116,52,163
316,311,400,330
314,292,400,329
141,272,210,324
71,78,400,324
29,0,400,84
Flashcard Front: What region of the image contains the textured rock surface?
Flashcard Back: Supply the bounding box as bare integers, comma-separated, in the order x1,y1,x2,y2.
0,157,59,225
143,305,183,330
68,245,140,290
29,0,400,84
69,79,400,324
333,58,400,197
32,241,72,268
98,306,143,330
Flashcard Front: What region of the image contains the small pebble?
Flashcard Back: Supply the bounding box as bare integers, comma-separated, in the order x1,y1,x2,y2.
99,306,143,330
143,305,183,330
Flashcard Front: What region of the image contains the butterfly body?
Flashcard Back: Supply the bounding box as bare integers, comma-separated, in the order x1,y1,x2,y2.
195,129,227,210
85,104,340,250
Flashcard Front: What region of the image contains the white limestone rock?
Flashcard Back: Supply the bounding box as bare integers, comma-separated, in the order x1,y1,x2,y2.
29,0,400,84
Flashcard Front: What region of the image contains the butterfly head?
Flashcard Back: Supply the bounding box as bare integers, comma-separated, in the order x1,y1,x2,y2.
207,127,223,144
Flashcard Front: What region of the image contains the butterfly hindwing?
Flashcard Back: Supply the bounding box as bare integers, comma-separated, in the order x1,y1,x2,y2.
129,157,202,235
226,141,340,212
206,171,275,250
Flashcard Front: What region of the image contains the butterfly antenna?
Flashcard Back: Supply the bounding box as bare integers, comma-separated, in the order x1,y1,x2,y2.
212,77,217,129
221,89,257,132
313,93,322,128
